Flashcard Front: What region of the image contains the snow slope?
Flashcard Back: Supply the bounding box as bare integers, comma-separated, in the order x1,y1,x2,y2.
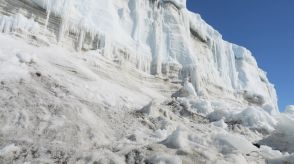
0,33,264,163
0,0,293,164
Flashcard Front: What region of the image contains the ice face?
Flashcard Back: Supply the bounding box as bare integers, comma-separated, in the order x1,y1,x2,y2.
0,14,40,34
2,0,277,112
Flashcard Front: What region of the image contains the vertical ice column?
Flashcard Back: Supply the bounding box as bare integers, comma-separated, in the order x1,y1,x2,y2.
228,44,238,89
190,66,200,94
131,0,142,43
153,6,162,75
179,9,202,95
151,1,163,75
57,18,66,43
214,40,239,90
77,30,85,51
54,0,73,43
181,64,201,96
43,4,51,33
103,36,112,58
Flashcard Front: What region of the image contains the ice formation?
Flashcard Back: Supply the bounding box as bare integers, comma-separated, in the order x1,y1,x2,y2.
1,0,279,114
0,0,293,163
0,14,39,34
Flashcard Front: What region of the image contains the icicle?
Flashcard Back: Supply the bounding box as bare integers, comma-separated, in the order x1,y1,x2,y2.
77,30,85,51
0,16,6,33
189,65,200,95
0,14,40,35
131,0,142,43
57,18,66,43
4,18,11,33
43,7,51,33
38,0,55,33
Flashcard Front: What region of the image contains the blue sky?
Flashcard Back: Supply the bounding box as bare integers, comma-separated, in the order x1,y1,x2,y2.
187,0,294,111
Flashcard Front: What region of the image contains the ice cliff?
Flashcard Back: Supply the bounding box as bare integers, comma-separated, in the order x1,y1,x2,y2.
0,0,292,163
0,0,278,112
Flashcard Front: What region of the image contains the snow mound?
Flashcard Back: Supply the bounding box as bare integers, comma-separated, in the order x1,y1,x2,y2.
259,114,294,153
208,107,277,133
214,133,257,154
0,144,21,161
212,119,228,129
182,79,197,97
235,107,277,132
0,50,31,81
190,99,213,115
16,52,36,64
285,105,294,115
172,79,197,98
208,108,232,122
260,145,294,164
138,101,160,117
161,127,190,151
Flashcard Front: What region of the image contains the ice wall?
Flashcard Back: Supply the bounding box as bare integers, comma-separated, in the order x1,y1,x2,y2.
0,14,39,34
0,0,279,112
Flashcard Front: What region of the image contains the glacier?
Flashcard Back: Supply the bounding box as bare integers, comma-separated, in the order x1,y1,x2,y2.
27,0,278,112
0,0,293,163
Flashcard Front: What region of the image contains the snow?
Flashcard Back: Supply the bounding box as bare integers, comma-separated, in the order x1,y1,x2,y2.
162,126,190,151
207,106,278,133
235,107,278,132
260,145,285,159
183,78,197,97
259,113,294,153
212,119,228,129
138,101,160,117
173,78,197,98
23,0,279,114
208,108,232,122
260,145,294,164
0,32,292,163
0,0,293,163
149,154,182,164
0,49,31,81
285,105,294,115
0,144,21,160
190,99,213,115
214,133,257,154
